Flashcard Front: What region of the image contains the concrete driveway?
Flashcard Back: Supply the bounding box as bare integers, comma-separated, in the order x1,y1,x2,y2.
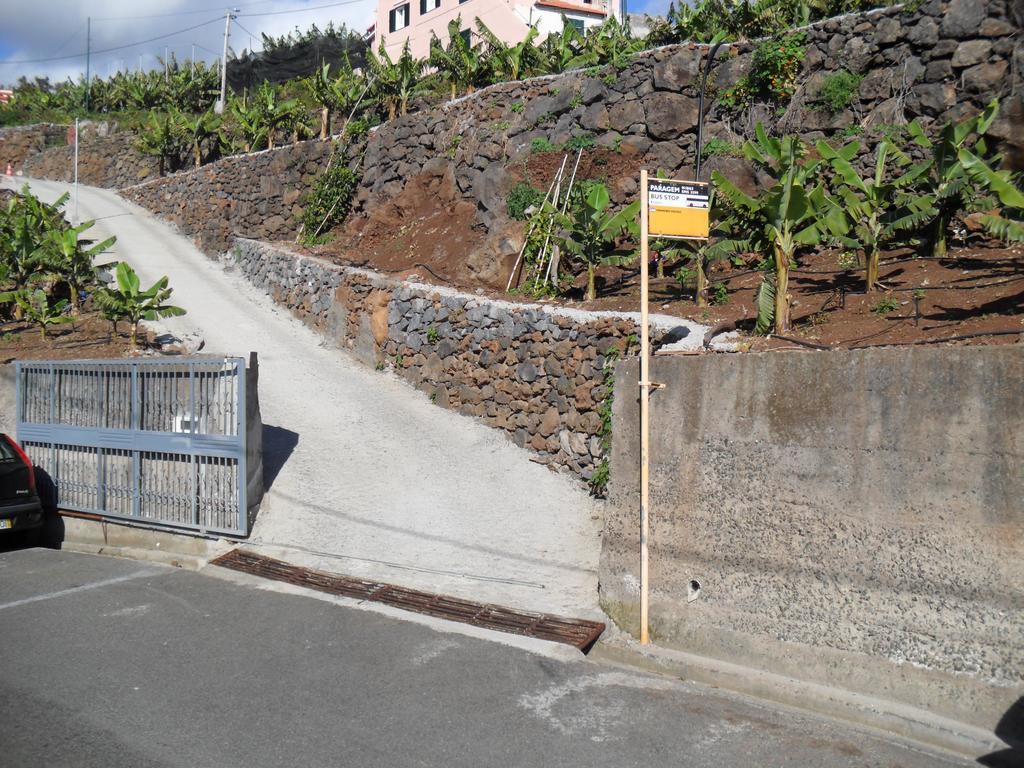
5,177,601,619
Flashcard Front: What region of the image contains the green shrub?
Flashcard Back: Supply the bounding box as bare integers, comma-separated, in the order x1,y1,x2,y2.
815,69,864,113
564,133,596,151
300,156,359,244
531,137,557,153
700,137,741,159
507,182,545,220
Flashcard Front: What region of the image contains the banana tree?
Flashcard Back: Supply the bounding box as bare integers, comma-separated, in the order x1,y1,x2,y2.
367,39,424,120
556,182,640,301
175,108,222,167
429,18,486,99
475,20,540,82
906,99,1008,258
305,62,339,139
34,221,116,313
713,126,847,334
93,262,186,347
15,289,73,340
135,112,182,175
818,138,936,291
538,21,596,74
253,81,301,150
229,95,267,153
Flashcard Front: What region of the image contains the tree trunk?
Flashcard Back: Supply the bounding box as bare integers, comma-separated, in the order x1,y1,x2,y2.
158,156,165,176
450,84,456,100
549,245,560,290
130,320,139,347
866,247,879,292
387,102,397,121
656,257,664,279
696,258,707,307
193,140,203,168
320,106,330,140
69,285,80,314
586,264,596,302
267,129,274,151
774,244,791,334
933,216,948,258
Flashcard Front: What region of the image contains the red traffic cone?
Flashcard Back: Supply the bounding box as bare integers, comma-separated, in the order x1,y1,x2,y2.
4,163,11,176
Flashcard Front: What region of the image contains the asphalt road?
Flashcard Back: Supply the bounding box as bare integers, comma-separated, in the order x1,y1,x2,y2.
0,548,974,768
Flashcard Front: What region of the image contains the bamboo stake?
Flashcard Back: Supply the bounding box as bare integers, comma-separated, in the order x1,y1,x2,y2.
506,169,563,292
639,168,651,646
533,155,568,291
544,148,583,287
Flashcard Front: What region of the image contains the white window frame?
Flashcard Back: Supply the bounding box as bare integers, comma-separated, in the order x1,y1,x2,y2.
389,3,410,32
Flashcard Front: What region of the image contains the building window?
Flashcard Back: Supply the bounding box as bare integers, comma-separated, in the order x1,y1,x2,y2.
420,0,441,13
459,28,472,47
459,0,469,4
388,3,409,31
568,18,585,33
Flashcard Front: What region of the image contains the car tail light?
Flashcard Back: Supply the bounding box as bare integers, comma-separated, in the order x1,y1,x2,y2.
4,436,35,492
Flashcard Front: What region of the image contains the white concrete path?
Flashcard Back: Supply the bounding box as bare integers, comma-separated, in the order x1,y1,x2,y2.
9,178,603,617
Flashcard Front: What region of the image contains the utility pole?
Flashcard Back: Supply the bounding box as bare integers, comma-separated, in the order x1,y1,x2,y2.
164,46,169,81
191,44,196,80
84,17,91,111
216,8,240,114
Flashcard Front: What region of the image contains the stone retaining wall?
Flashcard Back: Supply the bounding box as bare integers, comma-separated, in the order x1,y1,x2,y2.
232,238,705,481
23,131,159,188
0,124,67,173
122,140,334,253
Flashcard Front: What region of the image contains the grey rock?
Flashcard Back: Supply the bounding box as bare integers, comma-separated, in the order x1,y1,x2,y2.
907,17,939,47
608,100,645,132
653,50,701,91
951,40,993,68
643,92,700,140
581,103,610,132
961,60,1009,93
941,0,988,38
516,362,538,382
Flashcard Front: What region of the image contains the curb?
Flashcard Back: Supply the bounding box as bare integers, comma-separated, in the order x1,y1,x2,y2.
589,637,1006,763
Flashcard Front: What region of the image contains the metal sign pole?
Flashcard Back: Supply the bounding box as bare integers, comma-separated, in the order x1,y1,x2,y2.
639,168,651,646
73,118,79,225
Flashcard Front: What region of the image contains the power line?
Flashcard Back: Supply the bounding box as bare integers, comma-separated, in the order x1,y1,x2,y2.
0,16,224,65
93,1,277,21
232,19,262,48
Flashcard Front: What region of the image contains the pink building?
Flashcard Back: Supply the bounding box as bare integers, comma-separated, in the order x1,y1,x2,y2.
370,0,621,61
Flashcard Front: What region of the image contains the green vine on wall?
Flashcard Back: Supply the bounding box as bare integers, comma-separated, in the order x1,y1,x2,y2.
590,333,638,497
718,33,807,113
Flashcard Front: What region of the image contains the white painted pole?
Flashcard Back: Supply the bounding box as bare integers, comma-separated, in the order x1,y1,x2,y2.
73,118,79,225
639,168,650,646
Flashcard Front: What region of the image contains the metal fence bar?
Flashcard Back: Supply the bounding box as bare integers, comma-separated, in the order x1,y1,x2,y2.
15,357,249,537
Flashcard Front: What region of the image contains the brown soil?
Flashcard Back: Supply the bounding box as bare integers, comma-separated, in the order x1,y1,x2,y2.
307,172,487,287
298,144,1021,351
0,309,167,362
582,243,1024,349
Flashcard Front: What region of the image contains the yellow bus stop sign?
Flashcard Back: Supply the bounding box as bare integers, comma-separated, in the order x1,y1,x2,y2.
647,179,710,239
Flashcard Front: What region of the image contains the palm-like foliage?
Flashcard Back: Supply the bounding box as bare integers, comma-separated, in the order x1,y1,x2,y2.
367,39,425,120
714,126,847,333
305,62,339,139
556,182,640,301
176,108,223,168
584,17,644,69
14,289,73,340
905,100,1023,257
538,22,596,73
818,138,936,291
94,262,186,346
429,19,487,99
135,112,184,175
475,20,541,82
36,221,117,313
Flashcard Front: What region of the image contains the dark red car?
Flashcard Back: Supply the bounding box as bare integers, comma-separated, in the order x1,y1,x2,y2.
0,434,43,540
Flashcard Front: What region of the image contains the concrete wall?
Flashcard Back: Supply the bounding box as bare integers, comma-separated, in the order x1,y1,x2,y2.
600,345,1023,731
233,238,708,480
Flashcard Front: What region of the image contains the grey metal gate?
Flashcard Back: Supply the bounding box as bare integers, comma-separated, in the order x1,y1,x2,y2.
15,357,253,537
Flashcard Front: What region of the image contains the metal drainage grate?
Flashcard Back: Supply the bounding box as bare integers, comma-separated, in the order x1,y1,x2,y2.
211,549,606,652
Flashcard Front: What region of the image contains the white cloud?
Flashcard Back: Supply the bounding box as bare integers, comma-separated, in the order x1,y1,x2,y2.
0,0,375,86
